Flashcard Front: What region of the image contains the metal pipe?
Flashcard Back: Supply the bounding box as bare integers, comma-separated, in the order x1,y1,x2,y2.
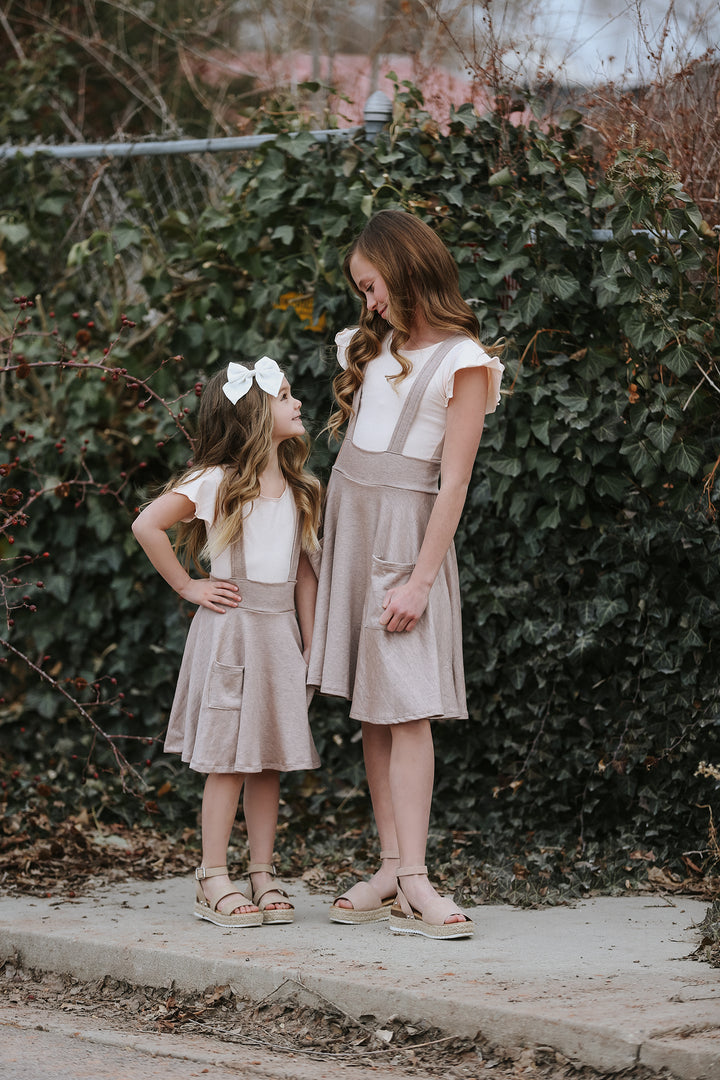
0,128,361,160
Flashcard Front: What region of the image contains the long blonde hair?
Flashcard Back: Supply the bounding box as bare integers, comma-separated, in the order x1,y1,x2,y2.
329,209,500,440
170,366,321,574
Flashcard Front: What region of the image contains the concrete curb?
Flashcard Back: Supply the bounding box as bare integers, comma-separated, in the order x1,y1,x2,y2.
1,880,718,1079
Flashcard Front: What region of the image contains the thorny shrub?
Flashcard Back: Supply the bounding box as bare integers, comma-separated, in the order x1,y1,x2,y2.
584,52,720,226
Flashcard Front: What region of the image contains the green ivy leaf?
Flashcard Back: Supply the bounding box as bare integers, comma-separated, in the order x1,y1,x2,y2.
664,439,702,476
594,473,631,501
488,455,523,477
537,504,562,528
620,436,657,475
600,244,628,275
595,595,629,627
488,166,513,186
564,168,588,199
645,419,676,453
535,212,567,239
272,224,294,245
662,345,697,376
543,273,580,300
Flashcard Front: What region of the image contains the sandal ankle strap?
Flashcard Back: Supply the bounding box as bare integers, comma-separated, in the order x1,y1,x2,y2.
380,850,400,860
195,865,228,880
396,865,428,877
247,862,275,875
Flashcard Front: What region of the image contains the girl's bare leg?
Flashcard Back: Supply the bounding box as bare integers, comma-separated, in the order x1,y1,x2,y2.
335,722,399,909
200,773,258,914
388,719,465,924
244,770,291,910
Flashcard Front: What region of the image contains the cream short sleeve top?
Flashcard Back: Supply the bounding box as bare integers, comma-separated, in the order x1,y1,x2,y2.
337,330,504,457
173,466,297,583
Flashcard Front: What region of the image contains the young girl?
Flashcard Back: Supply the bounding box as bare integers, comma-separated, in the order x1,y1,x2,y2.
308,210,504,940
133,358,322,928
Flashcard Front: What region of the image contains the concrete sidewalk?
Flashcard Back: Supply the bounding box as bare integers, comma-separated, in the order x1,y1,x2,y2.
0,879,718,1079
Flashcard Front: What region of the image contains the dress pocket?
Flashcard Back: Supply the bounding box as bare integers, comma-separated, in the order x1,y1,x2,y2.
207,660,245,710
363,556,416,630
354,555,444,721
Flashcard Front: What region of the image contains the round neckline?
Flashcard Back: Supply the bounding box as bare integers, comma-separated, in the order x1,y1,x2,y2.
258,482,287,502
402,343,438,355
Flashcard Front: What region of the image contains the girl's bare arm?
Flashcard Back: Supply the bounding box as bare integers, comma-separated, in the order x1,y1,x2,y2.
132,491,240,613
295,550,318,661
380,366,489,632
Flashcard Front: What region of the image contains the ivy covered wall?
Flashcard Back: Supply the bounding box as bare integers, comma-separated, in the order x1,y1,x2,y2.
2,91,719,858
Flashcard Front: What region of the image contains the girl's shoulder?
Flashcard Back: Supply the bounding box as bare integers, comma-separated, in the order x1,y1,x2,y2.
439,334,504,372
443,334,497,361
335,326,359,370
172,464,225,494
439,335,505,414
335,327,395,371
172,465,227,522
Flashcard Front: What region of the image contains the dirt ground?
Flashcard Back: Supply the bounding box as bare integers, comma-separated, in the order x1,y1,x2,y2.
0,957,674,1080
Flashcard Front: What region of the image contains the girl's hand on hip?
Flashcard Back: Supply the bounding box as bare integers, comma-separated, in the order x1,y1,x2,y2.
179,578,240,613
380,580,429,633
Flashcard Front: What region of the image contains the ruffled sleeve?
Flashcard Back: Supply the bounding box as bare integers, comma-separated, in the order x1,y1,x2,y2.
335,327,358,371
442,339,504,415
172,465,225,525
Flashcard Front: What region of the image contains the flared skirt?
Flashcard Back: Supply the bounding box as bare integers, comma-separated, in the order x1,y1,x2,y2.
165,601,320,774
307,470,467,724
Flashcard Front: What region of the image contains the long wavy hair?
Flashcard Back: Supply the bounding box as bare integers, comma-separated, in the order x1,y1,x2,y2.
168,366,321,575
329,209,500,440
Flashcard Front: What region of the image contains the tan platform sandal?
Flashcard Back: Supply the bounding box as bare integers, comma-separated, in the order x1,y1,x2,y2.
248,862,295,924
194,866,263,928
329,849,399,924
389,864,474,939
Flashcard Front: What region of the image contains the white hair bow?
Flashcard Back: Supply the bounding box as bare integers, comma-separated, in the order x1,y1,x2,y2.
222,357,285,403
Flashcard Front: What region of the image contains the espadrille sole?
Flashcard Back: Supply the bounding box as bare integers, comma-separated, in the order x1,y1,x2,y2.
193,902,263,928
329,898,394,924
389,910,474,939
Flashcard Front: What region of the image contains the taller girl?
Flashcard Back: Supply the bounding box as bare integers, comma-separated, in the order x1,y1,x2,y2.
308,210,504,939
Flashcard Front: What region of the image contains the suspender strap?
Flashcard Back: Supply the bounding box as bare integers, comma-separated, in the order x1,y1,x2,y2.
387,335,465,454
343,333,466,457
229,491,302,582
288,506,302,579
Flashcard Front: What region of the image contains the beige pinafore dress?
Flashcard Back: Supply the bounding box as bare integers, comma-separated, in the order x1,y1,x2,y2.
308,336,468,724
165,507,320,774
